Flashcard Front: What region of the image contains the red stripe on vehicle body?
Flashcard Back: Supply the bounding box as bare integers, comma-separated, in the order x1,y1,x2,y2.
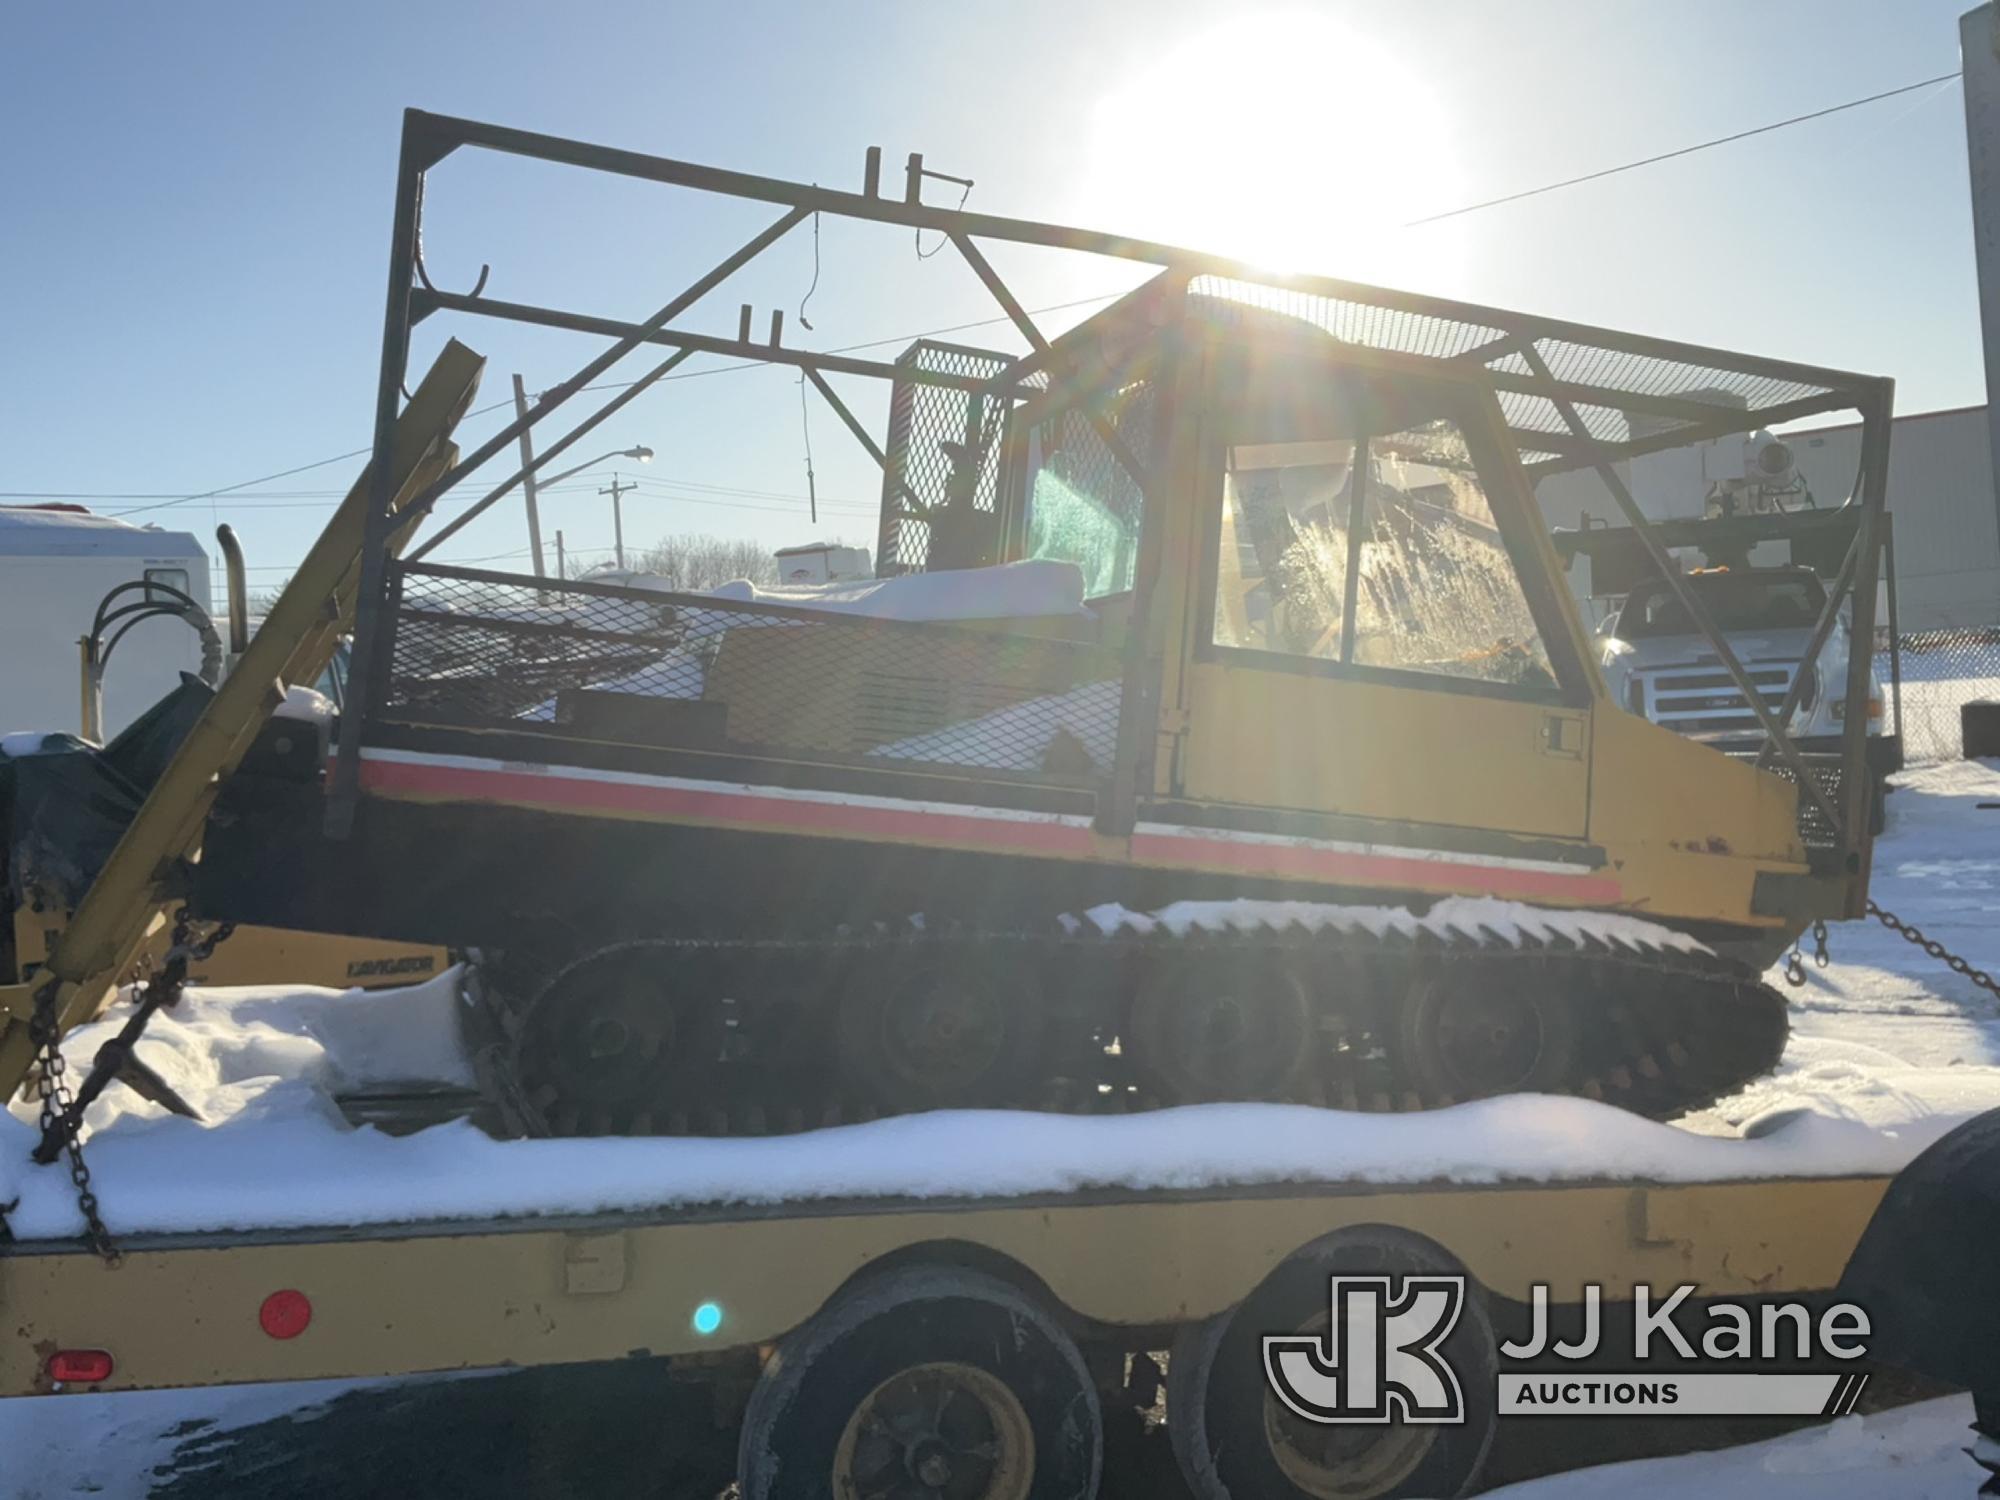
357,755,1100,858
1127,829,1621,903
356,755,1619,903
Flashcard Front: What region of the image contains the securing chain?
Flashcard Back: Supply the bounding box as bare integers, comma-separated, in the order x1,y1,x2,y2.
24,908,236,1266
26,964,116,1263
1866,899,2000,1000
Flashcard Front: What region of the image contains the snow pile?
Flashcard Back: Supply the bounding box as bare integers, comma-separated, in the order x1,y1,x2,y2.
704,558,1087,622
8,762,2000,1241
1687,759,2000,1137
876,678,1120,772
1489,1395,1983,1498
0,1067,1952,1241
271,684,335,727
1074,895,1710,953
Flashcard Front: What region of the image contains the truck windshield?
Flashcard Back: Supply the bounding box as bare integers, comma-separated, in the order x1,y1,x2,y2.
1620,572,1827,638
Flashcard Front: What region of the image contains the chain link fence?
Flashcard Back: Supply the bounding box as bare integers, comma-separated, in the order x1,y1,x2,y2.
1877,627,2000,763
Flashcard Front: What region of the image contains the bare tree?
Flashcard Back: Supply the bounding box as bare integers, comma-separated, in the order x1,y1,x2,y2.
570,533,781,591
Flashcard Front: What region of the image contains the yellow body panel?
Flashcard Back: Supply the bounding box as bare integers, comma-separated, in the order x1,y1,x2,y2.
10,902,444,994
1181,661,1590,840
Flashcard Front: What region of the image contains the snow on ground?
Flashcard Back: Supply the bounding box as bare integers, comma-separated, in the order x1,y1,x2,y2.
1686,759,2000,1139
1488,1394,1985,1499
10,766,2000,1241
8,764,2000,1493
6,1377,388,1500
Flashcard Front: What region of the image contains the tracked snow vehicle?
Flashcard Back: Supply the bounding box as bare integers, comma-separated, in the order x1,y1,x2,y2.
26,113,1896,1138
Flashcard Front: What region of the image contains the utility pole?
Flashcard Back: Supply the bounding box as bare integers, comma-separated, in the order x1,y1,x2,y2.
601,473,638,570
555,529,565,581
511,374,548,584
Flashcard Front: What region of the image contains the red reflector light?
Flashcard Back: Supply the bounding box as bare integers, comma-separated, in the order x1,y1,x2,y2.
259,1289,313,1340
47,1349,114,1384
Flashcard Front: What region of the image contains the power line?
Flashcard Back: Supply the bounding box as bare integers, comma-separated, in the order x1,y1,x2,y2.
82,291,1127,521
49,71,1965,520
1403,70,1962,227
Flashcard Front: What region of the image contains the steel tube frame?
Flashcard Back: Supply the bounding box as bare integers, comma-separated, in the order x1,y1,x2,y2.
1514,339,1847,833
332,107,1895,861
1837,384,1896,859
1755,524,1863,770
409,346,695,560
403,110,1879,399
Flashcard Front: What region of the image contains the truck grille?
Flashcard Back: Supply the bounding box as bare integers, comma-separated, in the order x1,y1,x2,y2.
1635,661,1803,737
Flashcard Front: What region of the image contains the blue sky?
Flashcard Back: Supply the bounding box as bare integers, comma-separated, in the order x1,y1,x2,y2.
0,0,1983,587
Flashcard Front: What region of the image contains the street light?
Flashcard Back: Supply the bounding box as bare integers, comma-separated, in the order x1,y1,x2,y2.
537,445,653,492
534,447,656,571
511,427,653,586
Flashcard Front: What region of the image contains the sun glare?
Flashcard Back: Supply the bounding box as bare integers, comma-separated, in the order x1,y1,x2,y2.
1084,13,1468,287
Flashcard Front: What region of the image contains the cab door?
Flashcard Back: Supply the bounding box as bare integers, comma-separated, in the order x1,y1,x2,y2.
1169,348,1600,844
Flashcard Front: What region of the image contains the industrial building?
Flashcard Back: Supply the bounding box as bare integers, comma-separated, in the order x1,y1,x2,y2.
1538,402,2000,631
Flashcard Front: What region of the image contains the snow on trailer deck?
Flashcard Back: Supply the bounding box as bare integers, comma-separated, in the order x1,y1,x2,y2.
2,766,1999,1492
5,764,2000,1239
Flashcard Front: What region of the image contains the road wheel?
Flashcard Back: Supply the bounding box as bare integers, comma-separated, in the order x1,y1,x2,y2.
511,940,730,1134
1396,964,1576,1103
1127,954,1313,1103
837,953,1045,1112
738,1264,1100,1500
1168,1226,1497,1500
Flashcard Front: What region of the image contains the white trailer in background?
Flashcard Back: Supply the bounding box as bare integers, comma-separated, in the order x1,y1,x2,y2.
0,507,212,742
773,540,871,584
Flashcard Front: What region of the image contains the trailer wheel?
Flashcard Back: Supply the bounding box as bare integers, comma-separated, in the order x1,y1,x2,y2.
738,1264,1100,1500
1168,1226,1497,1500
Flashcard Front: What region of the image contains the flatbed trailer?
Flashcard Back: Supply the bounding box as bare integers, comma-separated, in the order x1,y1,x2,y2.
0,1161,1901,1497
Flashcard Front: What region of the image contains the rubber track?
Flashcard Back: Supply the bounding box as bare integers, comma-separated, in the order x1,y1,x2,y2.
476,914,1790,1139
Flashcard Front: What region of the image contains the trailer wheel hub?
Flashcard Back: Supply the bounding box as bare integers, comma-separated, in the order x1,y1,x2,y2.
832,1360,1036,1500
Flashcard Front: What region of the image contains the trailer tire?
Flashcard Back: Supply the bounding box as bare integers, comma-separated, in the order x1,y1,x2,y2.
1168,1226,1497,1500
737,1264,1101,1500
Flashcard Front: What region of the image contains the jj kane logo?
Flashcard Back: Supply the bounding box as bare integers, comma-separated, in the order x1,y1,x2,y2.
1263,1276,1467,1425
1265,1275,1872,1423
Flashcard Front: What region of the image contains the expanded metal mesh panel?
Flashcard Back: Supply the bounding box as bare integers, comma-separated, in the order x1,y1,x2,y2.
1493,388,1677,446
1736,752,1848,853
1487,340,1833,415
876,340,1018,576
382,564,1122,785
1186,275,1849,468
1190,276,1506,361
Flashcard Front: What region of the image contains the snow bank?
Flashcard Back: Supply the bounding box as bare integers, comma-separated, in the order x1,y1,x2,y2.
705,558,1087,622
1488,1394,1982,1498
0,950,1968,1242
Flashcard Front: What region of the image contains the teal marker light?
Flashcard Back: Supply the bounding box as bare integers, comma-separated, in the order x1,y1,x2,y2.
692,1300,724,1337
